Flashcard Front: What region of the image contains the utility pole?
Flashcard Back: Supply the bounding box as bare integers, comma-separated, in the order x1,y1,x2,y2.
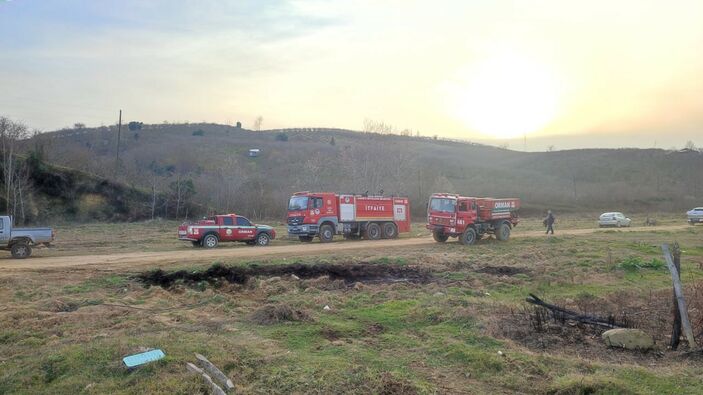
115,109,122,176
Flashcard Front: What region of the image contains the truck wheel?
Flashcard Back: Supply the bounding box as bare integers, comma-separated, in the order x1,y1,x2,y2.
255,232,271,246
191,241,201,247
203,234,219,248
495,223,511,241
433,231,449,242
459,228,477,245
366,223,381,240
299,236,314,242
382,222,398,239
319,224,334,243
11,243,32,259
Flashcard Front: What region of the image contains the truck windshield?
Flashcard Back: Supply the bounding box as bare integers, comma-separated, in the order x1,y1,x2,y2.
430,198,456,213
288,196,309,211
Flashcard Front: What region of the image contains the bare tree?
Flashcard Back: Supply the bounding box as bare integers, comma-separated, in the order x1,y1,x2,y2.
253,116,264,131
363,119,395,134
0,117,31,222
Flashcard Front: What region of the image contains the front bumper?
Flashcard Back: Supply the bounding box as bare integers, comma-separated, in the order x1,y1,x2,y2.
426,224,459,235
688,217,703,223
288,224,318,236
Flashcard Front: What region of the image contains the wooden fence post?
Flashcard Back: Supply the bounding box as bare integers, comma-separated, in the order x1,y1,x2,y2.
662,243,697,349
671,243,682,350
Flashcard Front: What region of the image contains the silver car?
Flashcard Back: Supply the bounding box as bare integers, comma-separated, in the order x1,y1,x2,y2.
598,212,631,227
687,207,703,224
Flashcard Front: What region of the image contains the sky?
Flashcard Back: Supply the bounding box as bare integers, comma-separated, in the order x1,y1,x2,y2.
1,0,702,150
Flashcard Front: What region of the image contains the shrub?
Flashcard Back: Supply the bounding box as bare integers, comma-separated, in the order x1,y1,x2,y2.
615,256,665,271
192,129,205,136
275,132,288,142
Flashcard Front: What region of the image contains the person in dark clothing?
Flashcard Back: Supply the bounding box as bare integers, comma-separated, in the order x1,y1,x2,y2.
545,210,555,234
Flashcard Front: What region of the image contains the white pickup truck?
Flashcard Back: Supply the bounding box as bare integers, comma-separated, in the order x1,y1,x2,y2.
0,216,54,258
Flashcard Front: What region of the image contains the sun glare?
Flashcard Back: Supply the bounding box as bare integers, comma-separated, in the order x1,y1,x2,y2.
449,53,560,139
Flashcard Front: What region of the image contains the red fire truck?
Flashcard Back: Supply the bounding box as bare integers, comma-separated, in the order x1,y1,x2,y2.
287,192,411,242
426,193,520,245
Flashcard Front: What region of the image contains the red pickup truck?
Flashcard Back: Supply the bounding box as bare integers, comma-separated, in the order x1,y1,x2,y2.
178,214,276,248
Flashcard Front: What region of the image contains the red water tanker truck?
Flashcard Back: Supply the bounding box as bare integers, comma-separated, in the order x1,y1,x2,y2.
426,193,520,245
287,192,411,242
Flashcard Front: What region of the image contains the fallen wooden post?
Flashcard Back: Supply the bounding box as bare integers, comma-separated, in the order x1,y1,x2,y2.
185,362,226,395
201,373,227,395
662,243,697,349
526,293,622,329
195,353,235,391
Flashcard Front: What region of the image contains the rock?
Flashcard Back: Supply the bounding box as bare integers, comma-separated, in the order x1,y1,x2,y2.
291,274,300,280
323,305,331,311
602,328,654,350
497,350,504,357
267,276,281,283
433,292,445,297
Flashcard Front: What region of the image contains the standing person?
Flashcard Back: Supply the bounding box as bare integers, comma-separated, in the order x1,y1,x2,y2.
545,210,555,234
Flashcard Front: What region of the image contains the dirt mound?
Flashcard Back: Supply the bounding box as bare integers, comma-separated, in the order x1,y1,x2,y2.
250,304,312,325
137,262,431,289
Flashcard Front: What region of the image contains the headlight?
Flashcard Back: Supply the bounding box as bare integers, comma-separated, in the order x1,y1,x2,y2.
187,226,192,233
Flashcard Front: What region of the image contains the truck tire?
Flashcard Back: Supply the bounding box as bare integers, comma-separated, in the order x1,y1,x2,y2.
459,228,477,245
319,224,334,243
382,222,398,239
432,231,449,242
202,234,219,248
299,236,314,242
495,222,510,241
366,223,382,240
255,232,271,246
11,242,32,259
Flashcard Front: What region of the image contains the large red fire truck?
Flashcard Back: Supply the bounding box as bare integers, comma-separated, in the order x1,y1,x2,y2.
287,192,411,242
426,193,520,245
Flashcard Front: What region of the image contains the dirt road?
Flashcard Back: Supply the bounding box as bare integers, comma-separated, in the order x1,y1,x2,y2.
0,225,689,272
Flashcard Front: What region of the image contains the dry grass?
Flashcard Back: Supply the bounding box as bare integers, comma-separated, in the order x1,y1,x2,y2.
1,225,702,394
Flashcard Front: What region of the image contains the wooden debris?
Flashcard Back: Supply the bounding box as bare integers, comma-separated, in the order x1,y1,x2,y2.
185,362,203,375
202,373,227,395
525,293,622,329
662,244,697,349
195,353,235,391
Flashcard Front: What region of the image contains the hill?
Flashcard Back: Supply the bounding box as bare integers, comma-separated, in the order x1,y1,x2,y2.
24,123,703,220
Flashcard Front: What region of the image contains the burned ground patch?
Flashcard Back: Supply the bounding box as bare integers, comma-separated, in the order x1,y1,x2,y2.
489,285,703,364
476,265,531,276
137,262,432,289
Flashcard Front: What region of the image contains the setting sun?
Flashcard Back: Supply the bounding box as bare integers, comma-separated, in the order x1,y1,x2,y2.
448,52,560,139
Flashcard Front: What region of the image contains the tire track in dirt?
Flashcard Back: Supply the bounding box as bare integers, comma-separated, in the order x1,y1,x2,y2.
0,225,690,273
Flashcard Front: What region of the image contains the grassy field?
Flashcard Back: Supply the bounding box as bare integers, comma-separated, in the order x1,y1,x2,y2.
39,212,691,257
1,218,702,394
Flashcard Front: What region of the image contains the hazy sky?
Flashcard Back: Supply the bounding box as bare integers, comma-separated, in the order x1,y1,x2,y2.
1,0,702,148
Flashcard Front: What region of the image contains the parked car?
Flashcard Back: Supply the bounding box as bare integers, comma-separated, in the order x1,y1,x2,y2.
178,214,276,248
598,212,631,227
0,215,54,258
687,207,703,225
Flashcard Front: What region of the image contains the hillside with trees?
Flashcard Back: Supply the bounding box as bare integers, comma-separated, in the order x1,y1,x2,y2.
8,119,703,222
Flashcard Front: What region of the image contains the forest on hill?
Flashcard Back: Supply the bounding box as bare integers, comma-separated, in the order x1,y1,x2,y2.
4,118,703,222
